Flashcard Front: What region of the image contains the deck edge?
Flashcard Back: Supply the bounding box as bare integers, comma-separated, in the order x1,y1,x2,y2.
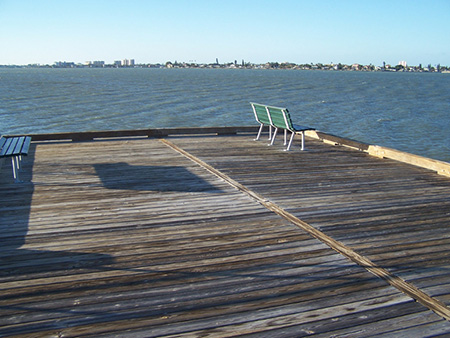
305,130,450,177
7,126,450,177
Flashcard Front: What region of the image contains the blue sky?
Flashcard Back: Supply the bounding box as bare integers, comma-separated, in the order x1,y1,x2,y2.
1,0,449,66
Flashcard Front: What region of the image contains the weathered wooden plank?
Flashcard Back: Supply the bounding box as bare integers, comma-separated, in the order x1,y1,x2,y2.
1,134,449,337
250,310,449,338
75,295,416,338
167,134,450,316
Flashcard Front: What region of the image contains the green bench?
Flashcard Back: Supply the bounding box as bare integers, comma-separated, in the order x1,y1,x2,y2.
250,102,315,151
0,135,32,182
250,102,273,141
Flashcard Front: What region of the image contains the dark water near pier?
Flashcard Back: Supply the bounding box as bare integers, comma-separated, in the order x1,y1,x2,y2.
1,68,449,162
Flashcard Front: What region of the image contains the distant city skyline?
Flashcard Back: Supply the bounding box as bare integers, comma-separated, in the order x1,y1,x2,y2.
1,0,449,66
5,58,447,73
8,58,446,69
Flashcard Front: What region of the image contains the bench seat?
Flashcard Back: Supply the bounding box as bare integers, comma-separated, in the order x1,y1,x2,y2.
0,135,32,182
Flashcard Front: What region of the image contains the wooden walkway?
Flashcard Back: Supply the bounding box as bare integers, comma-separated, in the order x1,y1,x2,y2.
1,128,450,337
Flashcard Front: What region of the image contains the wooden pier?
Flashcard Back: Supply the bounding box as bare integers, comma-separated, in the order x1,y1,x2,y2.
1,127,450,337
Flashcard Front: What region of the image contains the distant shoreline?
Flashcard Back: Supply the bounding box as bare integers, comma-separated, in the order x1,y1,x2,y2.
0,61,448,73
0,63,450,74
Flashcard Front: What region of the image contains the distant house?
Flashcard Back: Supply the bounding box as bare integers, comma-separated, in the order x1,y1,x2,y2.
92,61,105,67
53,61,75,68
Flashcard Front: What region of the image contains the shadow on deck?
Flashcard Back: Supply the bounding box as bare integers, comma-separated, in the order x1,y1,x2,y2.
94,163,223,193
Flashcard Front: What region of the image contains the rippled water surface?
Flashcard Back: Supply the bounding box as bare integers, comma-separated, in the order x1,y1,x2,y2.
1,68,449,161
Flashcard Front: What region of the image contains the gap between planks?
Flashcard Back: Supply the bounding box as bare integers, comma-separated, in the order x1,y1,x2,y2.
159,138,450,321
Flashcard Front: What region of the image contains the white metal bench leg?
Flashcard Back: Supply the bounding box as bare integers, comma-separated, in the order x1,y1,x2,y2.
12,156,21,182
284,129,288,145
18,155,24,171
15,155,22,171
285,131,305,151
255,124,263,140
255,125,274,141
270,128,278,146
286,132,295,151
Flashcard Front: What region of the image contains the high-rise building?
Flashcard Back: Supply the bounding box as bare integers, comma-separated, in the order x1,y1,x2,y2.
121,59,135,67
92,61,105,67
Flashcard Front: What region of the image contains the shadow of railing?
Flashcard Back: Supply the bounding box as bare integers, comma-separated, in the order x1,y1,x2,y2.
94,162,224,193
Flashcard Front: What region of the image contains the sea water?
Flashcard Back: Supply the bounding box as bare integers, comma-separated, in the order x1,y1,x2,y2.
0,68,449,162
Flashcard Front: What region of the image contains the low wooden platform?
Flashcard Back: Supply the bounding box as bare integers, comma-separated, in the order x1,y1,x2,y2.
1,127,449,337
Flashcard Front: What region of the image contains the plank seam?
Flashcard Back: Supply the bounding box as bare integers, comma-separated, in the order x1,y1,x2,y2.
160,138,450,321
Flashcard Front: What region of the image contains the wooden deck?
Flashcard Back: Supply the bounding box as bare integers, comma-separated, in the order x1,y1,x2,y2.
1,127,450,337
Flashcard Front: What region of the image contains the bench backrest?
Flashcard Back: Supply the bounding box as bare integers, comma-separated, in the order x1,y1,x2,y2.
0,136,7,155
250,102,271,125
0,136,32,157
266,105,294,131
